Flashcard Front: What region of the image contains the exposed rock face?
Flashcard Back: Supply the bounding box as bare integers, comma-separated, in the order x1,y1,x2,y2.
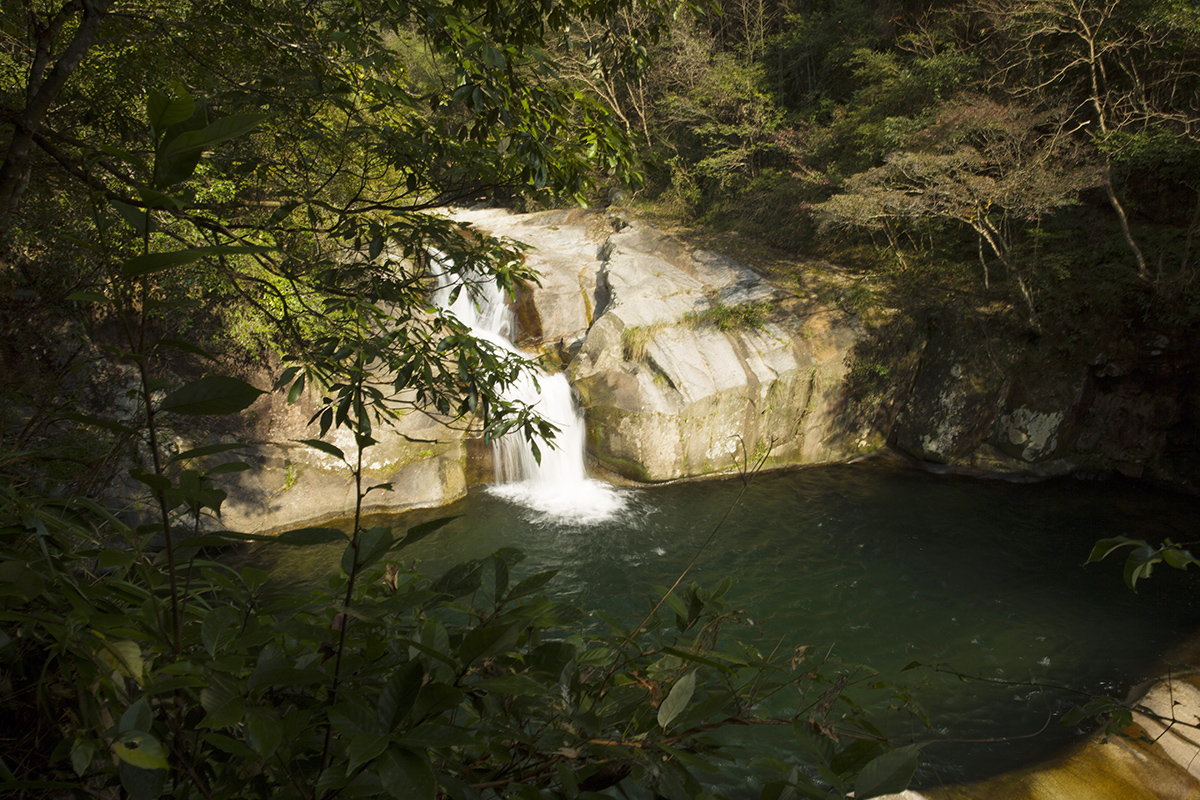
885,305,1200,483
216,411,469,535
454,207,872,481
880,668,1200,800
209,206,1200,530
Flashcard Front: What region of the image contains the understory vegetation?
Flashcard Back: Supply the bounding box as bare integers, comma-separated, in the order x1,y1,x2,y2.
615,0,1200,401
2,0,1198,797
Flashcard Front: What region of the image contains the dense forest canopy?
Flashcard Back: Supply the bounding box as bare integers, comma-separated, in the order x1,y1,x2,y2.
2,0,1199,798
625,0,1199,324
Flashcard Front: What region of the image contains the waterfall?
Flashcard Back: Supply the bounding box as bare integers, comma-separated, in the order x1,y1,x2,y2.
430,253,624,523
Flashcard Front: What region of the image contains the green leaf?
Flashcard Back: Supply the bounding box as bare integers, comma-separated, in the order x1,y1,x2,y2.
118,761,167,800
136,187,183,210
112,199,150,237
459,620,524,666
1124,545,1161,589
120,245,273,277
245,707,283,759
267,201,300,224
396,516,458,550
506,569,559,601
113,732,169,770
148,83,195,134
429,560,483,600
855,745,920,799
475,674,550,697
348,732,389,774
119,696,154,735
160,376,265,415
276,527,348,545
0,560,45,600
297,438,346,461
207,461,251,475
156,335,217,361
156,113,268,187
199,683,245,729
241,567,269,591
396,724,477,749
202,732,258,759
792,720,835,767
661,645,735,674
163,113,267,158
97,143,149,173
287,372,306,403
168,442,249,464
59,411,135,436
344,526,394,575
379,747,436,800
71,738,97,776
201,606,241,656
1087,536,1140,564
379,660,424,732
1162,546,1197,570
100,640,145,685
657,671,696,730
328,702,382,737
128,468,171,493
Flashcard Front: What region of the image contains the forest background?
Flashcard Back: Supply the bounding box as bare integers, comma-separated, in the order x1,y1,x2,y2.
1,1,1199,799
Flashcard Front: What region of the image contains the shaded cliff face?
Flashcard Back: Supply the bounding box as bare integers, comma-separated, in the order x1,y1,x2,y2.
870,302,1200,486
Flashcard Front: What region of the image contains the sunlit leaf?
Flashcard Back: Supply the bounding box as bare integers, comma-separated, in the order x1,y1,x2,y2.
113,733,168,770
657,671,696,730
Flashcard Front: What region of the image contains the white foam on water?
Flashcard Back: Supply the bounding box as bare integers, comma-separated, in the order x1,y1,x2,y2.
430,251,626,524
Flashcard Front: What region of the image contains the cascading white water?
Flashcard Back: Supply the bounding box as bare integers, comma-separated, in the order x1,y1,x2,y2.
430,254,624,523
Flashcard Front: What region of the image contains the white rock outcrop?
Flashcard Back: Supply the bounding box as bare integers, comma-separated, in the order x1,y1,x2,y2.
455,207,869,481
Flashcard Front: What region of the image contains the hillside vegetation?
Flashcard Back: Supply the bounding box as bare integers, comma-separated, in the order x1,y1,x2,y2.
1,1,1197,798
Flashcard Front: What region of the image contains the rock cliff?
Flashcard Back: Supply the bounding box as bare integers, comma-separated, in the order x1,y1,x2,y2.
213,205,1200,531
453,207,873,481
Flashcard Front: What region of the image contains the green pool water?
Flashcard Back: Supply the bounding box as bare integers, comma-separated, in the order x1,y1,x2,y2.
250,463,1200,788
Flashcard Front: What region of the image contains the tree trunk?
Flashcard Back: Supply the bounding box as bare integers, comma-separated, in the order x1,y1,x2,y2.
1103,173,1148,280
0,0,111,242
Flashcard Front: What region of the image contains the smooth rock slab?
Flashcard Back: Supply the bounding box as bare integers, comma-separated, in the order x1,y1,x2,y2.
454,207,871,481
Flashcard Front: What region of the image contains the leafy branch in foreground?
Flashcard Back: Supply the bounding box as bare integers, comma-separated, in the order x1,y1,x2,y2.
0,271,921,800
1063,535,1200,744
1086,535,1200,591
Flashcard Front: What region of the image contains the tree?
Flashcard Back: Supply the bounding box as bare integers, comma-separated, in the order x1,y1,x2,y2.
984,0,1200,280
0,0,693,466
815,96,1102,322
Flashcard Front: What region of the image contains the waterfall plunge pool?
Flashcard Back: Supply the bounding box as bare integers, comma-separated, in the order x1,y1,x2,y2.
250,463,1200,789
